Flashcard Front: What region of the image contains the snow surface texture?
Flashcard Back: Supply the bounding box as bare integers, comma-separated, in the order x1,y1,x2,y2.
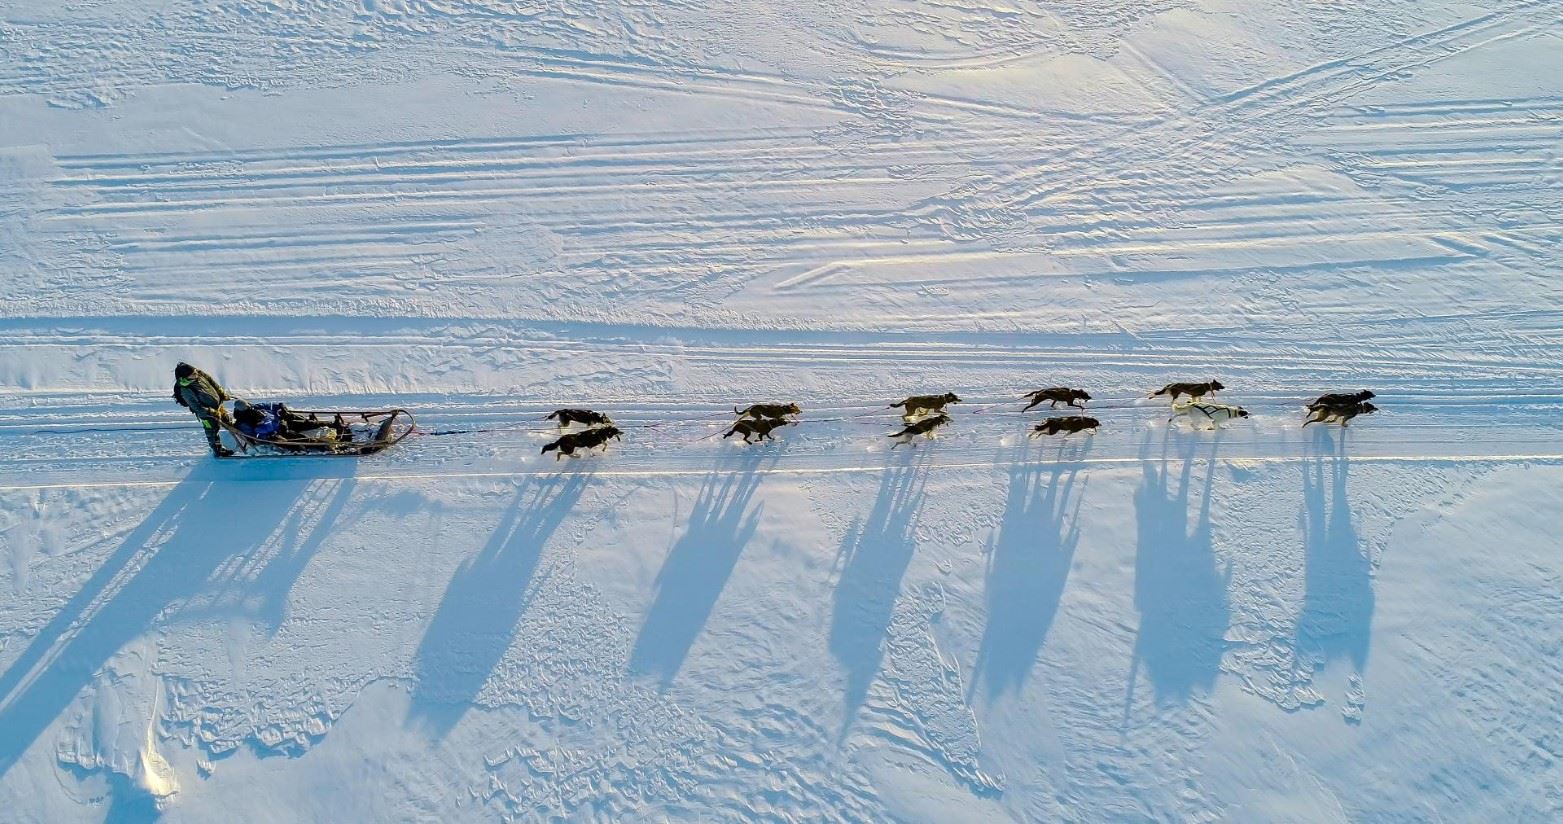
1,0,1560,820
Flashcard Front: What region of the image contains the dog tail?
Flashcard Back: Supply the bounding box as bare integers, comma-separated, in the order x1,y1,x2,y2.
1149,386,1167,397
541,442,558,454
545,410,560,420
888,401,904,409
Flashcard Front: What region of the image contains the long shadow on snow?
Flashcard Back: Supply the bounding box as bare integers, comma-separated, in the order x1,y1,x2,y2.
0,461,339,777
1126,430,1231,712
971,440,1089,701
175,477,357,634
829,451,929,734
1296,431,1372,678
409,471,590,738
629,449,770,688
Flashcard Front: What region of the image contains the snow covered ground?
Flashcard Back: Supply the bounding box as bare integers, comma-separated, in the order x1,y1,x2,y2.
1,0,1560,820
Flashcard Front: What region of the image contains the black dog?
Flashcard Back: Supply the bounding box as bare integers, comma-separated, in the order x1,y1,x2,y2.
1308,390,1375,411
890,393,961,419
541,425,623,458
1151,381,1224,402
1030,416,1100,437
889,413,951,447
1304,401,1377,427
1022,387,1091,411
724,417,794,444
735,403,801,420
547,408,612,428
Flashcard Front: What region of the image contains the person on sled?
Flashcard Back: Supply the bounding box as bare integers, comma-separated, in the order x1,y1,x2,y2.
232,400,349,444
172,362,234,457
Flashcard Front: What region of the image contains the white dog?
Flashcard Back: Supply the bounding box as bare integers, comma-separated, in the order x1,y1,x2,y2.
1169,400,1250,430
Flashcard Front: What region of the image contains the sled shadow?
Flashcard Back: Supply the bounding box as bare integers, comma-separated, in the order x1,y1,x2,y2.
628,449,770,688
178,476,358,634
1296,431,1372,677
0,463,319,778
1126,431,1231,714
829,451,929,733
971,440,1088,701
409,472,590,738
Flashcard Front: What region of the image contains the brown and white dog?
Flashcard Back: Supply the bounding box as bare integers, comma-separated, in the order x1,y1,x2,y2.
735,402,801,420
889,413,951,447
1151,381,1224,403
1169,401,1249,430
1304,401,1377,427
890,393,961,420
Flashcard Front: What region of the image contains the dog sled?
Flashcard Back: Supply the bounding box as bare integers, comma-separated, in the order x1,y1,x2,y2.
218,403,416,457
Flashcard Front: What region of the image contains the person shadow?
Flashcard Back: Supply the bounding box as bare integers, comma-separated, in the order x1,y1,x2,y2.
829,450,929,735
408,471,591,738
1295,430,1372,688
0,462,324,779
175,476,358,635
1126,430,1232,715
970,439,1089,702
628,448,771,688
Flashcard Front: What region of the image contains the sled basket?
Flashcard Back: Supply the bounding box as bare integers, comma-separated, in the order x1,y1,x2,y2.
219,406,416,457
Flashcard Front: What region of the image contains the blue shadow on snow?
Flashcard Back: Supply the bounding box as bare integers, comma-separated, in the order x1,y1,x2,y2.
0,460,347,783
408,471,590,738
1126,431,1231,713
629,449,770,688
1296,431,1372,676
828,451,929,734
971,440,1089,701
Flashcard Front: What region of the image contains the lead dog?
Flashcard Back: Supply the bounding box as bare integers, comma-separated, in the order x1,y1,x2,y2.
1169,401,1249,430
1304,401,1377,427
541,425,622,459
889,413,951,447
735,402,801,420
547,408,612,428
1030,415,1100,437
1151,380,1224,403
1022,387,1091,411
890,393,961,419
724,416,794,444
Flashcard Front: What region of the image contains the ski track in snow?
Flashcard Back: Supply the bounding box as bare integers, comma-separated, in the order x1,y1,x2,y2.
2,0,1561,820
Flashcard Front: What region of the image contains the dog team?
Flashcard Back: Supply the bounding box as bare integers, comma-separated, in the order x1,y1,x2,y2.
538,382,1378,458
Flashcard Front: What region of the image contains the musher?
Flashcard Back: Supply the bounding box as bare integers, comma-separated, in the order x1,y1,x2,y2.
172,362,234,457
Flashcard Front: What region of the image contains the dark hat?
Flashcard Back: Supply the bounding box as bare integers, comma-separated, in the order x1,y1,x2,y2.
175,362,195,378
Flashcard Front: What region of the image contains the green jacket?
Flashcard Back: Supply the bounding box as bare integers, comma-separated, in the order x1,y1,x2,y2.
173,368,229,415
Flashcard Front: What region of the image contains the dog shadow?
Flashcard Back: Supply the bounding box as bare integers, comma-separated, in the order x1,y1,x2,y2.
408,472,590,738
1126,430,1232,716
828,450,930,735
628,448,771,688
970,440,1089,701
0,463,319,780
1296,431,1372,681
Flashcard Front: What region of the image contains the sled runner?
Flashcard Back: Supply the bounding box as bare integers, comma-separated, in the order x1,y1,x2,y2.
218,404,416,456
